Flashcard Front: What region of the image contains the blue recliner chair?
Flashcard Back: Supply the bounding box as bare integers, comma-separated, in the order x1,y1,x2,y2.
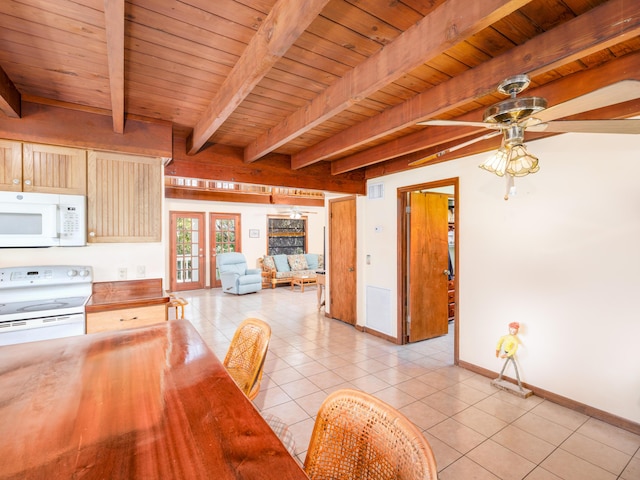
217,252,262,295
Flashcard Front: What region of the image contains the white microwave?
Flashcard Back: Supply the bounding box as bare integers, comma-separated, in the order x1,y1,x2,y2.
0,192,86,247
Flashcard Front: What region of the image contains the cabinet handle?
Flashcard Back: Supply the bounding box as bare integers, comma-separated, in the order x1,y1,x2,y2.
89,231,96,237
12,178,20,185
24,179,32,185
120,316,139,322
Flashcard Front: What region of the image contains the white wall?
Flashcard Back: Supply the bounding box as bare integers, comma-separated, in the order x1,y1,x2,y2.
360,132,640,424
164,199,326,287
0,243,165,283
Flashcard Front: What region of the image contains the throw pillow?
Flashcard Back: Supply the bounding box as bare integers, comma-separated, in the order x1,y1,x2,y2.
263,255,276,270
273,254,290,272
305,253,319,270
288,254,308,271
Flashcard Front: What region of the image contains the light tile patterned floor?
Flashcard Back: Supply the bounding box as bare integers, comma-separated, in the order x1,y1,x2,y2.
179,286,640,479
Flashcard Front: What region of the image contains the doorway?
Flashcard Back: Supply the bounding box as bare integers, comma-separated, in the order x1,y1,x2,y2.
329,196,357,325
209,213,241,288
169,211,206,292
397,178,458,361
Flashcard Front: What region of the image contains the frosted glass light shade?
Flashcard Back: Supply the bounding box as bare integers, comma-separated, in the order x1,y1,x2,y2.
479,143,539,177
505,144,539,176
479,147,509,176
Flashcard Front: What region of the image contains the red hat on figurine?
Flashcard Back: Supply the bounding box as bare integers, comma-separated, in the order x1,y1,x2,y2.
508,322,520,329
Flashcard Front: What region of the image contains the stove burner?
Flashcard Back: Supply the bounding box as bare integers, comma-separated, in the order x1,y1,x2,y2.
18,301,72,312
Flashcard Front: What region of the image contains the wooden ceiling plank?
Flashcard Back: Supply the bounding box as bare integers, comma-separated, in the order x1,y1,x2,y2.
294,0,640,170
244,0,532,163
187,0,331,155
332,51,640,174
0,64,21,118
104,0,125,133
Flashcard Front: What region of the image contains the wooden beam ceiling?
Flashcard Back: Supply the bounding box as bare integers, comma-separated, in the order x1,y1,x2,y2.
186,0,331,155
243,0,534,163
305,0,640,173
334,50,640,174
0,65,20,118
104,0,125,134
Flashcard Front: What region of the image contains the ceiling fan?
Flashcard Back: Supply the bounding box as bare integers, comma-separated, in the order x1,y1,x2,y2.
278,206,318,219
411,75,640,171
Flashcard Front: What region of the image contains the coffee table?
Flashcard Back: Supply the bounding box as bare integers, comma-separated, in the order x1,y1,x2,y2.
291,274,316,292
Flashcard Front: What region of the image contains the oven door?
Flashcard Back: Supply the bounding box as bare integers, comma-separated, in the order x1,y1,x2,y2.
0,313,85,346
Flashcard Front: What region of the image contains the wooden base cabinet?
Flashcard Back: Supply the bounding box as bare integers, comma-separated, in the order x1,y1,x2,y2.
86,304,167,334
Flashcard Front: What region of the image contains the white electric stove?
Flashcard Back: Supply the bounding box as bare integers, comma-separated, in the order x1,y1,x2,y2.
0,265,93,346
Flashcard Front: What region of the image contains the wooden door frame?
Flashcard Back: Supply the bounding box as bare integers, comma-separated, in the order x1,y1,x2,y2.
209,212,242,288
397,178,459,363
169,211,206,292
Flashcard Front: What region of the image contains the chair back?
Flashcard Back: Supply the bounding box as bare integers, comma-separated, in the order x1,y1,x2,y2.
217,252,248,274
223,318,271,400
304,389,438,480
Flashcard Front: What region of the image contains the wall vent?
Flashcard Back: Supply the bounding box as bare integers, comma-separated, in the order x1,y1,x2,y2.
368,182,384,199
366,285,391,334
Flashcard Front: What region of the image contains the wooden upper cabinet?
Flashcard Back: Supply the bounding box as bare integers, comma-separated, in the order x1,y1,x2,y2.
0,141,87,194
0,140,22,191
87,150,162,243
23,143,87,194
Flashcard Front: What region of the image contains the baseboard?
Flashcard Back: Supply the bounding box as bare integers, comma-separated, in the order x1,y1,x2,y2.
355,324,401,344
458,360,640,436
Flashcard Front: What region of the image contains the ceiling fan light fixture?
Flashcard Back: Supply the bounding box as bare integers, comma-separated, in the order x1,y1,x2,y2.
479,146,509,176
505,143,540,177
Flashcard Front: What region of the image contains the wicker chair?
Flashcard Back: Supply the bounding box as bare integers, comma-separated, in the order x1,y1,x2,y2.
223,318,271,400
304,389,438,480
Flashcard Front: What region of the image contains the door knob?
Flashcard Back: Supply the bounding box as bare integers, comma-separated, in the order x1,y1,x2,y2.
443,269,451,276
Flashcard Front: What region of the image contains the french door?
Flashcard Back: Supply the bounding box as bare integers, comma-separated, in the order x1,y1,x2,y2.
169,211,205,291
209,213,241,288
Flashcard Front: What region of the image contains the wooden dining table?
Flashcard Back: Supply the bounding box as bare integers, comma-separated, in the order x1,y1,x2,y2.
0,320,308,479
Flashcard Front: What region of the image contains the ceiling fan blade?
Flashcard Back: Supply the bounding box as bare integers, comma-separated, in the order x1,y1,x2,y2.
409,131,502,167
528,119,640,134
532,80,640,123
417,119,497,129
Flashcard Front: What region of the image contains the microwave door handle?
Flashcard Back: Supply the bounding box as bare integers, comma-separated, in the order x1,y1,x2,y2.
43,204,58,237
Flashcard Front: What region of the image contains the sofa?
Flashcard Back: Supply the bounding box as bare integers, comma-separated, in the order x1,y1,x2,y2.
258,253,324,288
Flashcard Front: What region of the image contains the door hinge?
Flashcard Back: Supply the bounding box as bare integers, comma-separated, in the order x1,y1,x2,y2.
405,206,411,214
406,315,411,325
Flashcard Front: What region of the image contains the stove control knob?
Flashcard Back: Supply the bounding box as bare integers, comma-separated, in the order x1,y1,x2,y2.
78,269,90,277
67,269,78,277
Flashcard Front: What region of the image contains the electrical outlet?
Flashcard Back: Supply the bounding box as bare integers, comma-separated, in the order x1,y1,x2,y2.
118,267,127,280
136,265,146,278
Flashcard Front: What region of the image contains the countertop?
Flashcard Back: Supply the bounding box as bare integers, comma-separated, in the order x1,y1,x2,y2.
85,278,170,313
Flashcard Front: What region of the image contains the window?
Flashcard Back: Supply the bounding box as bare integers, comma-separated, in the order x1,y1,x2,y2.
267,217,306,255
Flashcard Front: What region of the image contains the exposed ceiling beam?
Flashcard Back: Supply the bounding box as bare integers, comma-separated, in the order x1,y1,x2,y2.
103,0,125,134
243,0,533,163
333,50,640,174
365,96,640,180
0,65,20,118
299,0,640,171
187,0,331,155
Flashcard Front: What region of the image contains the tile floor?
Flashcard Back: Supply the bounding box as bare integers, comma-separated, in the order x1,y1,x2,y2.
177,286,640,479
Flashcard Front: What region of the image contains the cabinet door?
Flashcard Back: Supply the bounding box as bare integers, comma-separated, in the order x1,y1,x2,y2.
0,140,23,191
87,150,162,243
22,143,87,194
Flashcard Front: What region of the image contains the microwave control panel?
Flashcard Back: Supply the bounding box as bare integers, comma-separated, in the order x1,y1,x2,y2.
61,205,81,237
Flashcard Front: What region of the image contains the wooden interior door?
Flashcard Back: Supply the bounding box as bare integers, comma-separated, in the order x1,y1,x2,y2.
210,213,241,288
169,211,205,292
408,192,449,342
329,197,356,325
